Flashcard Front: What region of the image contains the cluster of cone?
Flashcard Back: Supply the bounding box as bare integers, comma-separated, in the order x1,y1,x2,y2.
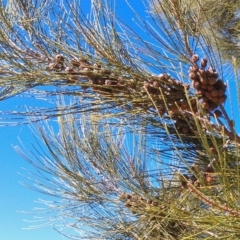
119,192,151,213
119,192,171,221
169,55,228,134
118,156,217,235
46,54,191,105
189,55,227,112
45,54,227,136
119,160,216,216
119,191,185,238
46,54,65,71
47,54,130,93
181,162,215,189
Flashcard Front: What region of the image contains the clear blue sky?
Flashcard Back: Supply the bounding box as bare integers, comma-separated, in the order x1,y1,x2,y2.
0,96,66,240
0,1,239,240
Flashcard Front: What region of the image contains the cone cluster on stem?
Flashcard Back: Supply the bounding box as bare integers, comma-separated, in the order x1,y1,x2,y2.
189,54,227,111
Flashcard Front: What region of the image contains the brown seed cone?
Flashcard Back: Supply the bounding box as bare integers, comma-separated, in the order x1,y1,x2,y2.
181,174,189,189
126,194,132,199
181,127,190,134
190,98,197,105
71,58,80,67
89,78,97,85
205,91,212,98
208,102,218,111
201,84,208,90
191,54,199,63
189,65,199,73
144,85,159,94
176,117,187,124
204,165,214,173
229,120,235,128
169,104,179,112
81,85,90,90
65,66,74,73
180,100,189,109
127,79,137,89
119,193,127,200
200,58,208,68
198,69,206,77
193,80,201,90
211,89,219,97
210,147,217,154
218,94,227,104
214,79,226,90
202,102,209,109
157,108,166,116
168,78,174,85
82,67,92,72
197,89,206,95
200,77,208,85
125,202,132,208
184,106,191,111
206,70,216,78
93,63,101,68
211,72,219,78
105,79,118,86
97,78,105,85
192,105,198,113
79,58,90,67
152,80,160,87
213,109,222,117
189,72,198,81
207,85,214,91
208,78,217,85
205,175,214,184
158,73,170,81
147,199,153,204
205,70,212,78
100,68,111,74
55,54,64,63
46,62,56,71
202,97,209,103
218,89,225,97
211,97,219,103
48,62,64,71
206,67,218,78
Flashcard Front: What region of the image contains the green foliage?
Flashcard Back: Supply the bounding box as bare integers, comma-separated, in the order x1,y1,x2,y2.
1,0,240,239
153,0,240,62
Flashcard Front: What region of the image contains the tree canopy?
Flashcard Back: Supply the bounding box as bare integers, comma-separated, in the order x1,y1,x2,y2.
1,0,240,239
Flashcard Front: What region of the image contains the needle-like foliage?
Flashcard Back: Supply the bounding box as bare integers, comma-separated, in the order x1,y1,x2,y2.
16,109,240,239
1,0,240,239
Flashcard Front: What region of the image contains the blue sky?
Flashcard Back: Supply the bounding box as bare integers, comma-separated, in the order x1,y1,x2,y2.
0,96,66,240
0,1,240,240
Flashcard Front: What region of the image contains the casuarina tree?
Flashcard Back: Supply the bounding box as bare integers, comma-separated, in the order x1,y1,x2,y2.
1,0,240,239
